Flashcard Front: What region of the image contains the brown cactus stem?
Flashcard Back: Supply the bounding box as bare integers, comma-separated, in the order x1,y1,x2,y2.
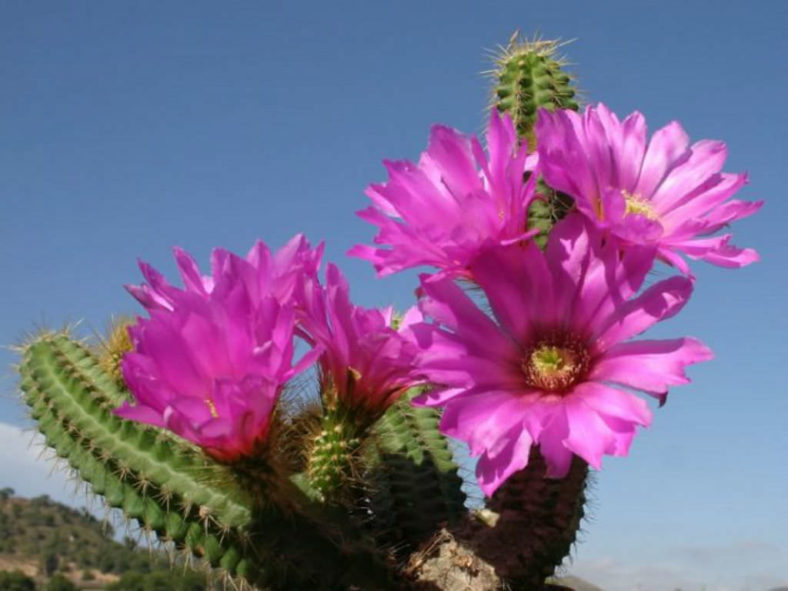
407,449,588,591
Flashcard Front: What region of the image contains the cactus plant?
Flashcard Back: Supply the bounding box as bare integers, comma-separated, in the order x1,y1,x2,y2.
15,32,760,591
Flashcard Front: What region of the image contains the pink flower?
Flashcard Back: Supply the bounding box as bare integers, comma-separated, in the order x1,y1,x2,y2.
297,262,426,419
117,237,323,461
127,234,323,312
536,103,762,274
349,110,538,279
411,214,712,495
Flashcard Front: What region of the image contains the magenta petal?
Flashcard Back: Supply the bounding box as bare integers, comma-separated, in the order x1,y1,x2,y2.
173,247,211,296
563,397,617,469
537,411,574,478
599,415,638,457
169,396,215,425
593,275,693,348
418,275,515,358
476,424,532,496
636,121,690,198
670,234,761,268
439,391,527,456
289,344,323,379
425,124,482,197
411,386,467,407
295,263,426,415
114,402,166,428
592,338,713,395
470,243,551,340
572,382,652,427
653,140,730,211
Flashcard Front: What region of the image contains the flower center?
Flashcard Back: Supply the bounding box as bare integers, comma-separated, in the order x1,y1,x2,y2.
622,191,659,220
522,332,590,393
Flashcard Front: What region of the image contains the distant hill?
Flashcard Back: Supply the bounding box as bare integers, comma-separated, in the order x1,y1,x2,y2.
0,487,213,589
549,574,604,591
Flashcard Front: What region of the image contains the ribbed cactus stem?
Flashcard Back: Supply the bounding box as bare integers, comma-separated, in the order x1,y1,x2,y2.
529,179,575,248
360,391,466,558
491,33,579,146
492,33,579,246
19,334,264,583
409,450,588,591
305,406,362,502
482,450,588,587
18,333,396,590
20,335,252,527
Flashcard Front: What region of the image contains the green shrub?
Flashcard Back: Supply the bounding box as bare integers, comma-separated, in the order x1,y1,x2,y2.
45,574,76,591
0,570,36,591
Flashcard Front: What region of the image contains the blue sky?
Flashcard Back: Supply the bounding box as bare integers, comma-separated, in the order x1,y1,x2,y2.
1,2,786,589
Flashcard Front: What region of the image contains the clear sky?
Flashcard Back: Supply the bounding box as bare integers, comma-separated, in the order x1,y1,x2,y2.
1,2,786,590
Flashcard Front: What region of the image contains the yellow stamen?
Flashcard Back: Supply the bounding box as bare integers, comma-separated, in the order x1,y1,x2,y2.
622,191,659,220
204,398,219,419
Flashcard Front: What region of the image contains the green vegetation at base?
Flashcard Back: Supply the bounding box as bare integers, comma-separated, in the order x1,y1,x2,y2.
106,571,211,591
0,490,221,590
45,575,77,591
0,570,36,591
0,491,161,576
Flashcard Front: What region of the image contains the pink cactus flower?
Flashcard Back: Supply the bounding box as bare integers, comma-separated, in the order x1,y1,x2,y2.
297,262,426,419
117,237,323,462
411,214,712,495
536,103,762,274
127,234,323,312
349,110,539,279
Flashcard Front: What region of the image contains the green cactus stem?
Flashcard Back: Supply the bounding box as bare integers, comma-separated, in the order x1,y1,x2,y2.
19,334,265,583
408,450,588,590
18,332,395,590
528,178,575,248
492,33,580,247
305,405,363,502
20,334,252,528
360,390,467,558
491,32,579,146
480,450,589,588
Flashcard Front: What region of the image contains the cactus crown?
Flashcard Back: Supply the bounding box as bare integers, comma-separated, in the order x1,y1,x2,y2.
489,31,579,145
489,31,580,247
